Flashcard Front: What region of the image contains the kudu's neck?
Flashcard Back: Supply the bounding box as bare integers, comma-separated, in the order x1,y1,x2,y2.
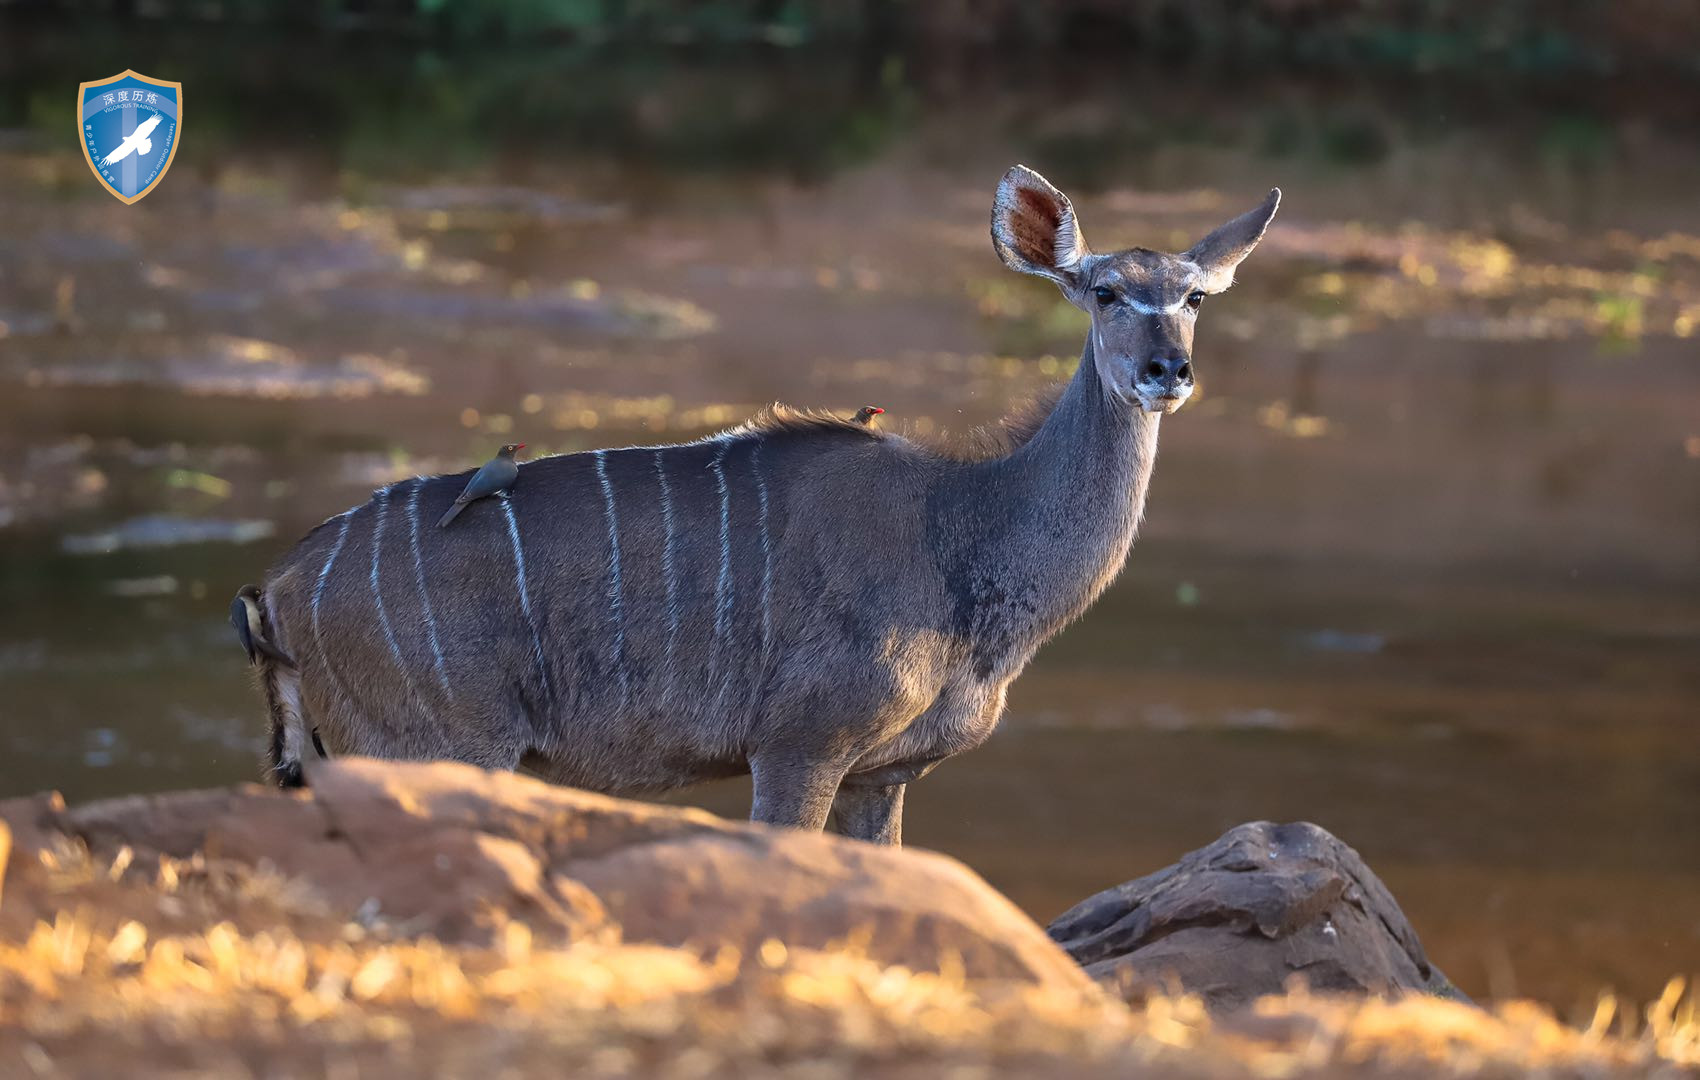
951,332,1162,654
1007,333,1158,490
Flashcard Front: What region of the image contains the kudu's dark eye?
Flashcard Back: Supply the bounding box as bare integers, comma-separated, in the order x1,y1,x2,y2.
1185,291,1205,312
1093,286,1116,307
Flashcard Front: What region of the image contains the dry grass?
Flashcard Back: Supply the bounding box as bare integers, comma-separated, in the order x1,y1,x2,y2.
1,842,1695,1078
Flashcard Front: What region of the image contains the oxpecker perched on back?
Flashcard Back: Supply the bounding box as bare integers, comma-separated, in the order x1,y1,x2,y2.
853,406,885,426
439,443,525,528
231,584,295,668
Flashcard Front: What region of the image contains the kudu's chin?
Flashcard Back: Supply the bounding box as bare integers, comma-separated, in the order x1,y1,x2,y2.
1134,385,1192,415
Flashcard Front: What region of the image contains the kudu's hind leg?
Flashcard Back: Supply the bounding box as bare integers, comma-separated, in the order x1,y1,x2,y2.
828,756,942,845
749,755,849,832
829,783,905,845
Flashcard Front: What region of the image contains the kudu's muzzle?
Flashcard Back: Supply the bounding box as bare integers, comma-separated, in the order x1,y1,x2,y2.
1134,353,1195,414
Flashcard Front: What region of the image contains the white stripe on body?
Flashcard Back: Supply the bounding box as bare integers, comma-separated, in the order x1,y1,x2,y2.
309,513,361,708
368,489,413,689
500,497,553,698
310,513,350,636
708,440,736,712
751,441,773,665
653,449,681,686
594,451,630,705
405,478,453,696
710,440,735,640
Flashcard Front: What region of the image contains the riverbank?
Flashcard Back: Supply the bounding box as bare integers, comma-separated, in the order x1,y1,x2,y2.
1,761,1693,1078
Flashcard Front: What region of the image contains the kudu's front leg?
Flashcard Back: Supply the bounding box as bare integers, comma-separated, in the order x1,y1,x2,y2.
829,783,905,846
749,755,850,832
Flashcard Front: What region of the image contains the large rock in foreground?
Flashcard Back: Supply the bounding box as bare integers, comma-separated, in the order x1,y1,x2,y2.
1048,821,1462,1011
0,758,1092,996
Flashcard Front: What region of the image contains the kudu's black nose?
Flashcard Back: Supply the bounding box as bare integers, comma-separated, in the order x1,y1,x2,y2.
1145,355,1193,383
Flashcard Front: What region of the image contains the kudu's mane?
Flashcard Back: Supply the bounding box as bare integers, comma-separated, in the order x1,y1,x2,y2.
934,380,1069,463
728,403,886,443
733,395,1068,463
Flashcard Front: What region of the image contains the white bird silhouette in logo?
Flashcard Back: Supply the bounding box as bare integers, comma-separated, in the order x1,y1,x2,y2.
101,113,162,166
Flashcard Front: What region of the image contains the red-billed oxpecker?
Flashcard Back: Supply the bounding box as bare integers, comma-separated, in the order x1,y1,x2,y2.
439,443,525,528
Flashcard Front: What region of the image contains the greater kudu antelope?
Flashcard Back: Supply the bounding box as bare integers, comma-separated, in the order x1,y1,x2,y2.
247,166,1280,844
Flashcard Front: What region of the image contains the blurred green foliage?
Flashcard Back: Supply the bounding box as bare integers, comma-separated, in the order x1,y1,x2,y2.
2,28,920,182
6,0,1697,75
0,2,1678,189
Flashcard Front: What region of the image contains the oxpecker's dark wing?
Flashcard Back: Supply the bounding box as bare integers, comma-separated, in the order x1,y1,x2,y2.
439,457,517,527
231,596,257,663
459,458,517,503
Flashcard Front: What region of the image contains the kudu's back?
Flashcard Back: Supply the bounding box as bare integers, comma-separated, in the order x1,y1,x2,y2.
261,415,939,793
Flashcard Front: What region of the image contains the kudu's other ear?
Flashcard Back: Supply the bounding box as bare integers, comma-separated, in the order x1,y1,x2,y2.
992,165,1089,285
1186,188,1281,293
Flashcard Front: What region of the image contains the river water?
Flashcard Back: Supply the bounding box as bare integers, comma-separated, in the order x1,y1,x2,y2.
1,31,1696,1011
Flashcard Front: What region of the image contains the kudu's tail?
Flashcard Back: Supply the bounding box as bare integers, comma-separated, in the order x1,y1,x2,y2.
261,660,311,788
235,585,314,789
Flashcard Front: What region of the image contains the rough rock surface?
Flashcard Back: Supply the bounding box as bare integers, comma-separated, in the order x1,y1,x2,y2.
1047,821,1464,1011
0,757,1092,994
1,793,1692,1078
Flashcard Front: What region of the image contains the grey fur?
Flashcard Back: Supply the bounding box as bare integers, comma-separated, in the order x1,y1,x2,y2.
594,450,631,705
500,496,553,700
249,165,1279,843
405,478,453,695
368,487,412,688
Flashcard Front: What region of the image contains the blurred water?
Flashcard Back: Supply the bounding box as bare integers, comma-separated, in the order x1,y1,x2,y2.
0,33,1697,1011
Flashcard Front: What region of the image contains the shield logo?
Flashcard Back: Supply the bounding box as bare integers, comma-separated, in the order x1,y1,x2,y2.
78,70,182,204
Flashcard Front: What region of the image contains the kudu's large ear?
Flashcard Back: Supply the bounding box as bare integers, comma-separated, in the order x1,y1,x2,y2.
1186,188,1281,293
992,165,1089,286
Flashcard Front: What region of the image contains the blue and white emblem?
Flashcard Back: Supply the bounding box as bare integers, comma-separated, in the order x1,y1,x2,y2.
78,70,182,204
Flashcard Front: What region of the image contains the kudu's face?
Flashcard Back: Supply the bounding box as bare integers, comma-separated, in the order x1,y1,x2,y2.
991,166,1280,414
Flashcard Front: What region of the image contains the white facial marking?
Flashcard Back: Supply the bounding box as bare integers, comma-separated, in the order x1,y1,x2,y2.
1125,295,1194,317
